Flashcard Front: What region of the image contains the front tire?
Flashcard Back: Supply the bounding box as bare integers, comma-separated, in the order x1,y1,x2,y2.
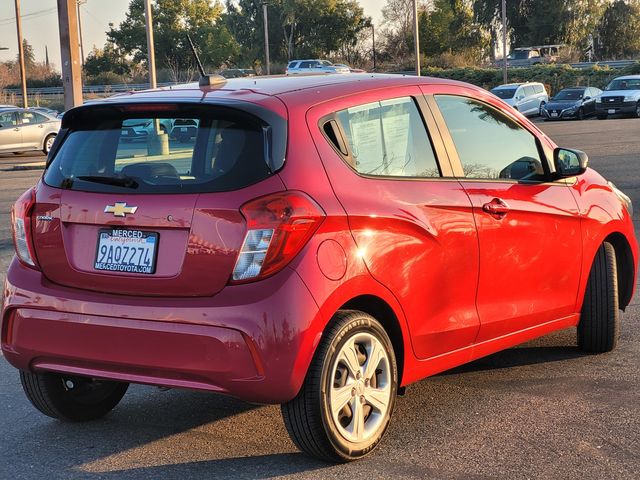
20,371,129,421
281,310,398,462
539,101,546,116
578,242,619,353
577,107,584,120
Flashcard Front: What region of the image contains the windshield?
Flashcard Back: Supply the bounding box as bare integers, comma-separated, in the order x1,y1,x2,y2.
552,90,584,101
45,108,275,194
508,51,531,60
606,78,640,91
491,88,517,99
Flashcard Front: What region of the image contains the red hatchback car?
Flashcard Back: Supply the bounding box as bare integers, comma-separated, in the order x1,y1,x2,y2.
1,74,637,462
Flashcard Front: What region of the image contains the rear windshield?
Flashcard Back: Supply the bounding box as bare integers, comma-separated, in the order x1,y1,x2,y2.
491,88,517,99
45,105,277,194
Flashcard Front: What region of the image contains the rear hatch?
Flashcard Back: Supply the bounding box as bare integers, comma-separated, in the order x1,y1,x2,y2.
33,101,287,297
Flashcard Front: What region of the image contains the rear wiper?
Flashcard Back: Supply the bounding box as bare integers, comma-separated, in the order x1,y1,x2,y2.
75,175,139,189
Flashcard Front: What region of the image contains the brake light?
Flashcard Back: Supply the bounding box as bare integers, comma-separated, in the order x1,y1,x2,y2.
11,188,38,269
231,191,325,283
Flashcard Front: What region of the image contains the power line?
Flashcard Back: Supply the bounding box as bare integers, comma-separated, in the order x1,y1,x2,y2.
0,7,57,26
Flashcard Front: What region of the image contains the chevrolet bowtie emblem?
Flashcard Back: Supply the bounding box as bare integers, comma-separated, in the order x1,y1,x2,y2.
104,202,138,217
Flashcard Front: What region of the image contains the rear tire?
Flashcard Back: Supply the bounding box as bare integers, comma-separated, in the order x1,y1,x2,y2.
281,310,397,462
634,101,640,118
20,371,128,421
42,134,56,155
539,102,546,116
578,242,619,353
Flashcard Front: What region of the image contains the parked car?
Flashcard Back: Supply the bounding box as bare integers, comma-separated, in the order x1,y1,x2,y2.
120,118,174,142
542,86,602,120
286,59,350,75
496,45,565,68
219,68,256,79
0,107,60,155
29,106,60,118
2,74,636,463
595,75,640,119
333,63,366,73
490,82,549,116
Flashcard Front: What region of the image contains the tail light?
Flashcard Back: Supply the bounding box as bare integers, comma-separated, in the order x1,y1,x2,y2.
11,188,38,269
231,191,325,283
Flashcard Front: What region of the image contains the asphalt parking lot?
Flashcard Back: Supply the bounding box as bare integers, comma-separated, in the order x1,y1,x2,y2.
0,116,639,479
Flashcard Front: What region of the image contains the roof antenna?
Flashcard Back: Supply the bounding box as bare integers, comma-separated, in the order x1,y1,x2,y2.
186,34,225,87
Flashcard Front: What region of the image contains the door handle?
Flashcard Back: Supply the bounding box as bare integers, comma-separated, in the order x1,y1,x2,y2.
38,124,44,128
482,198,510,217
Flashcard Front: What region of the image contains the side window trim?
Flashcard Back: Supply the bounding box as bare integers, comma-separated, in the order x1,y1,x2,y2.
319,95,454,180
425,93,553,182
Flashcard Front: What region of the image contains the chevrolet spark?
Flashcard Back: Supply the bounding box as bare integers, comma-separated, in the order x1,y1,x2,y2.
2,74,636,462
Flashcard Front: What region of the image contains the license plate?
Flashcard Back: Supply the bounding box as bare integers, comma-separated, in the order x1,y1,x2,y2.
551,112,558,117
608,109,616,114
180,127,188,132
94,229,158,274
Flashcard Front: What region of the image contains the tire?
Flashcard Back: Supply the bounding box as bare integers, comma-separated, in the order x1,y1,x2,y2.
634,101,640,119
577,107,584,120
539,101,546,116
281,310,398,462
578,242,619,353
42,134,56,155
597,114,607,120
20,371,129,421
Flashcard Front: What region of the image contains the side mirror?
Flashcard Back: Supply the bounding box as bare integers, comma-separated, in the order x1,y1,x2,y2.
516,95,524,101
583,96,591,101
554,148,588,177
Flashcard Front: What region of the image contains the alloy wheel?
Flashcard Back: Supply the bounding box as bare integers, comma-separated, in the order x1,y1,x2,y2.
329,332,392,443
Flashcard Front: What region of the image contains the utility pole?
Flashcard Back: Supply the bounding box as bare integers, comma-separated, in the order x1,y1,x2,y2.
262,2,270,75
143,0,157,89
57,0,83,110
14,0,28,108
413,0,420,76
501,0,508,84
372,23,377,71
77,0,86,67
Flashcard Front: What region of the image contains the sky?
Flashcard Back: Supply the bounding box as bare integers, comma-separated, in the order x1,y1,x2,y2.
0,0,387,68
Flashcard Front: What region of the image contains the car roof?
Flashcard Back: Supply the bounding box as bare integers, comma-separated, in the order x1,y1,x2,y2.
613,75,640,80
87,74,472,105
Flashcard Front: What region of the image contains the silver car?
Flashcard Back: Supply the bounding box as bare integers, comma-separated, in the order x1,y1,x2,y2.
0,107,61,155
490,82,549,116
285,59,350,75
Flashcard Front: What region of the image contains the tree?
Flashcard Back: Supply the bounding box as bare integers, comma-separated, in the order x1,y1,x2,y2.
225,0,369,67
17,39,37,71
108,0,239,82
84,44,132,77
597,0,640,59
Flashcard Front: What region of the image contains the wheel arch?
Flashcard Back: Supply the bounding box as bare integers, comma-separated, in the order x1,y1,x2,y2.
604,232,635,310
339,295,406,386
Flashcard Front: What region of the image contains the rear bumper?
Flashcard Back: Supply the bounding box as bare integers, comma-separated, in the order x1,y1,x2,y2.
1,258,323,404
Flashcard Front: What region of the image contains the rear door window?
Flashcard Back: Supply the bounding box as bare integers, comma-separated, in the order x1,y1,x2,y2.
524,86,536,97
44,106,276,194
333,97,440,178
